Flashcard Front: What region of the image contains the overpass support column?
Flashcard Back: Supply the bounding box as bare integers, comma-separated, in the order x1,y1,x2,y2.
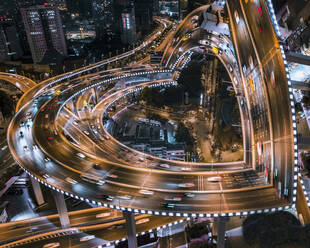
52,190,70,228
217,217,227,248
30,177,45,206
123,211,137,248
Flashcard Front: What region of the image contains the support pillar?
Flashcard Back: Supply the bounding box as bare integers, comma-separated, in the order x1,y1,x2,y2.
30,177,45,206
217,217,227,248
52,190,70,228
123,211,137,248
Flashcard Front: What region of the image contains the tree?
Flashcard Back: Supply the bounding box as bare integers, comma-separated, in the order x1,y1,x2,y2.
140,87,164,107
0,90,14,117
302,95,310,108
242,211,305,248
175,122,193,146
177,61,202,97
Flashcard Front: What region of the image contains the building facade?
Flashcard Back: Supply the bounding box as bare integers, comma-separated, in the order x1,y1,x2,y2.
21,5,67,64
0,21,23,62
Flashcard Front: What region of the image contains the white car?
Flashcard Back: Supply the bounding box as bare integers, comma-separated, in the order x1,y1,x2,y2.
117,195,132,200
136,218,150,225
73,121,78,126
207,176,222,182
96,212,111,218
159,164,170,169
178,183,195,188
43,243,60,248
65,177,77,185
77,153,86,159
44,157,50,162
80,235,95,242
83,130,90,136
23,145,28,151
139,189,154,195
181,167,191,171
164,196,182,201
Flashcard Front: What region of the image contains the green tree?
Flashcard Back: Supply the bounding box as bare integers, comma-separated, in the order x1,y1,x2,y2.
175,122,193,146
140,87,164,107
302,95,310,108
177,61,202,97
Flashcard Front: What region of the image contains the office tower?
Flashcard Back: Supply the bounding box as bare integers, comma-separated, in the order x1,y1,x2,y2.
0,21,23,62
66,0,93,18
121,4,137,44
21,5,67,64
134,0,154,33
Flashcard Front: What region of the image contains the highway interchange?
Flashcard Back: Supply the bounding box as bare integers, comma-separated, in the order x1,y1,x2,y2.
1,0,301,246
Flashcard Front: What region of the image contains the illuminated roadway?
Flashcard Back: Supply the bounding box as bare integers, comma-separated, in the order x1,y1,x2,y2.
6,0,298,229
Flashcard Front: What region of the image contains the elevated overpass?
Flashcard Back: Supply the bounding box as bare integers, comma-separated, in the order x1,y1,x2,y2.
4,1,307,247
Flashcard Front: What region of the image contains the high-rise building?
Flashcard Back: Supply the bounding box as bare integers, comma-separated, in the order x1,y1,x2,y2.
21,5,67,64
134,0,154,33
66,0,93,18
121,4,137,44
0,21,23,62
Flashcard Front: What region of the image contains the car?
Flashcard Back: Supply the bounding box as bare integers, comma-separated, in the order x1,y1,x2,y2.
185,193,195,198
159,164,170,169
121,147,129,152
80,174,105,185
97,194,114,201
93,163,103,170
207,176,222,182
181,167,191,171
117,195,132,200
96,212,111,218
164,196,182,201
136,218,150,225
159,203,175,208
26,226,39,233
108,174,118,179
80,235,95,242
1,145,7,151
139,189,154,195
23,145,28,151
65,177,77,185
10,224,25,229
138,157,145,162
229,65,233,72
44,114,49,119
32,144,38,150
43,243,60,248
146,156,153,160
178,183,195,188
47,136,53,140
39,171,50,179
107,224,122,230
19,131,23,137
77,153,86,158
73,121,78,126
83,130,90,135
44,157,50,162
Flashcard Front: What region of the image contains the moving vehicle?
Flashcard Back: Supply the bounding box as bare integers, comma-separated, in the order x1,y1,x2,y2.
139,189,154,195
207,176,222,182
65,177,77,185
43,243,60,248
136,218,150,225
80,173,105,186
80,235,95,242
